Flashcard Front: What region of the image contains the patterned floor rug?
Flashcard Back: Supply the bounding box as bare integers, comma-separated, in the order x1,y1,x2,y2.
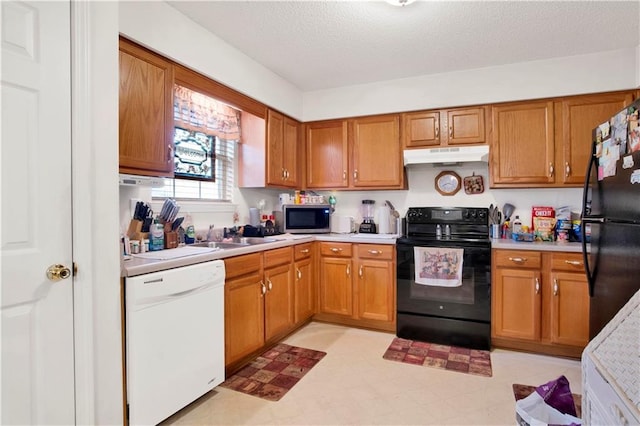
382,337,493,377
220,343,327,401
512,384,582,418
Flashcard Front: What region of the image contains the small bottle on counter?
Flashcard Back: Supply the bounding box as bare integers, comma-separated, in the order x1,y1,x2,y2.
436,224,442,239
294,190,301,204
512,216,522,234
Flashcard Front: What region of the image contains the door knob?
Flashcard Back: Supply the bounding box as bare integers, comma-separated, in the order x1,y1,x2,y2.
46,264,71,281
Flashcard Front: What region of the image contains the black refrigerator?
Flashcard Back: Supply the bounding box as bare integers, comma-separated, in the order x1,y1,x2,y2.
582,98,640,339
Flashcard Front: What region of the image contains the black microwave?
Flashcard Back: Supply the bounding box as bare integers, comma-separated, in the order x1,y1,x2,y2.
276,204,331,234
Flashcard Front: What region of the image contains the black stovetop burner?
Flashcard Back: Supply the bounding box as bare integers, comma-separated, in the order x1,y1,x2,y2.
403,207,490,242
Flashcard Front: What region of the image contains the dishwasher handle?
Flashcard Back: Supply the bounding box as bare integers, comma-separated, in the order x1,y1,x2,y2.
132,282,218,310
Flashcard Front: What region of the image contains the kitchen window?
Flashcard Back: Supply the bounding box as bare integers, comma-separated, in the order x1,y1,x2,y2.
152,85,239,202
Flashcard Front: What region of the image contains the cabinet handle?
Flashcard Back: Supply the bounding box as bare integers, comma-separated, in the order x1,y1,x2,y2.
346,265,350,276
300,248,310,254
435,121,439,139
564,260,583,266
267,279,273,291
343,170,347,180
565,162,570,178
449,125,453,138
535,278,540,294
549,162,554,177
359,265,363,278
553,279,558,296
282,168,286,179
508,257,527,263
367,249,382,255
330,247,343,253
296,268,301,280
353,170,358,180
167,145,173,163
260,280,266,296
286,169,290,179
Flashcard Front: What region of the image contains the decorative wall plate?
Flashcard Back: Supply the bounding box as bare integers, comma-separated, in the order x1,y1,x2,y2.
463,173,484,194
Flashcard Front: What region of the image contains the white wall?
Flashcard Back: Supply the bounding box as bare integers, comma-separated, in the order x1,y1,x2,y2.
118,1,303,119
302,48,639,121
311,164,582,230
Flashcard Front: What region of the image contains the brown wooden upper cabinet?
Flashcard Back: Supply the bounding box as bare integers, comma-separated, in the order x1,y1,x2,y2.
119,38,175,177
306,114,403,190
491,90,636,188
266,109,300,188
402,106,487,148
555,91,635,185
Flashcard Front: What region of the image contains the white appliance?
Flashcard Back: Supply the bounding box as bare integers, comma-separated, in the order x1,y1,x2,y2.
403,145,489,166
125,261,225,425
582,289,639,426
331,215,355,233
119,173,165,187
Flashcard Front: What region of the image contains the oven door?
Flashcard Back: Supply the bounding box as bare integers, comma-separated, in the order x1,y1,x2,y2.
396,239,491,322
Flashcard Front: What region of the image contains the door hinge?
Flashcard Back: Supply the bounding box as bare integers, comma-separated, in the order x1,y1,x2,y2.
126,403,130,421
73,262,78,277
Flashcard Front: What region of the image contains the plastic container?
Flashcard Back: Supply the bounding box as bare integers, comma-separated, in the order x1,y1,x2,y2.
149,219,164,251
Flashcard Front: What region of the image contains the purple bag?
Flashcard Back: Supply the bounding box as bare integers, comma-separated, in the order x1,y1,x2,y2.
535,375,577,417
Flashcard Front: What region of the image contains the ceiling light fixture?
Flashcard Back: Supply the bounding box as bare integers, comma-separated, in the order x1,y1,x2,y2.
385,0,416,6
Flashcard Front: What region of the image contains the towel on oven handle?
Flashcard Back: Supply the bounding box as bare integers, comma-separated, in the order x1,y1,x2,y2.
414,247,463,287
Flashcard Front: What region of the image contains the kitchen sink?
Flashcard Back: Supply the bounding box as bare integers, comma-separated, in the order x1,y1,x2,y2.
191,238,277,249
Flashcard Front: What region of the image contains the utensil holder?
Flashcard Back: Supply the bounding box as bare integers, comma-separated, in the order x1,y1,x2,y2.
164,231,178,249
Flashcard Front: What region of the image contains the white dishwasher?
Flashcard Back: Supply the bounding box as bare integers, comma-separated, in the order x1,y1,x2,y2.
125,260,225,426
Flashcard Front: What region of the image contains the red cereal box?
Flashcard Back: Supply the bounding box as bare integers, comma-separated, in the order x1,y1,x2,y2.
531,206,555,232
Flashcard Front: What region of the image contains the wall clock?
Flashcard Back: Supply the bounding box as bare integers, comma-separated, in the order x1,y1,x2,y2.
435,171,461,196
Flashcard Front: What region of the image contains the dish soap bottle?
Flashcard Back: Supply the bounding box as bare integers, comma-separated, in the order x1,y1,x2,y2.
149,217,164,251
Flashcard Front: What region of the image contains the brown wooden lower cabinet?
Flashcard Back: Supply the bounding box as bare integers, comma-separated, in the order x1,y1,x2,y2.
224,244,315,374
491,249,589,358
315,242,396,332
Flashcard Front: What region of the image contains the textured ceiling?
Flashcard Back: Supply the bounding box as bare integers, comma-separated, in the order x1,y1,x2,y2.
167,1,640,92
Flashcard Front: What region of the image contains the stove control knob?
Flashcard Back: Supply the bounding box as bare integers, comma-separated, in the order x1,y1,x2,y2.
463,210,470,219
478,210,487,219
470,209,477,218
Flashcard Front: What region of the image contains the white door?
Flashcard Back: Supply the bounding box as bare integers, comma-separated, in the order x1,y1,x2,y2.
1,1,75,424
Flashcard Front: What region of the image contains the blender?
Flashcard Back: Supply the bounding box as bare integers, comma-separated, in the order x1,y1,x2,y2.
358,199,377,233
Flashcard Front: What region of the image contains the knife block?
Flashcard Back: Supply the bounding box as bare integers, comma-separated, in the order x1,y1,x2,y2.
164,231,178,249
127,219,143,239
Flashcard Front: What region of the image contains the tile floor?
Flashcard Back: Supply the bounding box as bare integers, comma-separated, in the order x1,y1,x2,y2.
163,322,582,425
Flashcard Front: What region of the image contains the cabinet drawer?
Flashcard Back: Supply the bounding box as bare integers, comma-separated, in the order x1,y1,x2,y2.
550,252,585,272
224,253,263,279
264,247,293,268
319,242,352,257
494,250,542,269
356,244,393,260
294,243,313,261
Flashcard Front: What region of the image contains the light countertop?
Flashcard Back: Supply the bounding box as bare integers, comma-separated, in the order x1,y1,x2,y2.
122,233,399,277
122,233,588,277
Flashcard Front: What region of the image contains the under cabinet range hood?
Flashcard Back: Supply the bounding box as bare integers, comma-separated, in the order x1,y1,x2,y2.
403,145,489,166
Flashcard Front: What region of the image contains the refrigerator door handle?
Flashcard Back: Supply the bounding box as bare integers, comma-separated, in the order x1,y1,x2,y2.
581,147,599,297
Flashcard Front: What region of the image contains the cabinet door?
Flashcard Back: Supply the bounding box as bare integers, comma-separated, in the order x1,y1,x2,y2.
294,257,314,324
225,273,265,365
402,111,441,148
445,107,486,145
549,272,590,347
318,257,353,316
266,109,285,186
356,259,394,322
119,39,174,177
264,263,294,341
491,101,555,186
351,115,402,188
558,92,635,185
306,120,348,188
282,116,300,187
492,268,542,341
